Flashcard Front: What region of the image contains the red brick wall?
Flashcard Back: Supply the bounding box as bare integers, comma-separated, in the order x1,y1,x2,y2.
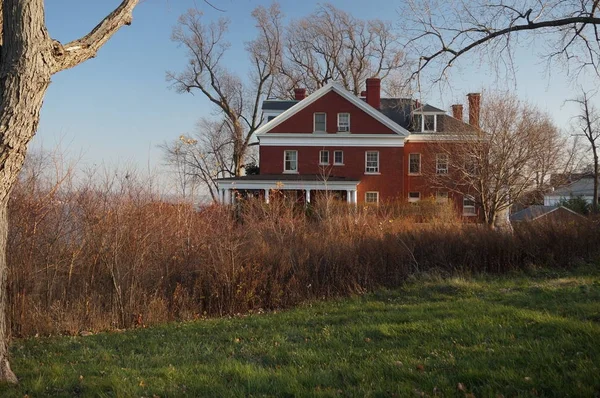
268,91,396,135
259,145,405,203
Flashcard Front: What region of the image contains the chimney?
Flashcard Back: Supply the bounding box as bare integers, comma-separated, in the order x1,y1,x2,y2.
294,88,306,101
451,104,464,121
365,78,381,109
360,90,367,97
467,93,481,128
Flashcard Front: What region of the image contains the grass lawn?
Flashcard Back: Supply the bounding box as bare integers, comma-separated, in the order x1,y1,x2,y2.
2,266,600,397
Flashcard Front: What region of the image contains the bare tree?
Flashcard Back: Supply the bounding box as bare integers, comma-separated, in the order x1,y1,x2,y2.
162,118,238,202
428,92,566,227
276,3,408,97
0,0,140,383
403,0,600,83
167,4,283,178
569,90,600,212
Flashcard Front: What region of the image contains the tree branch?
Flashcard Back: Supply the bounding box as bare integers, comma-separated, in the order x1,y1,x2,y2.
51,0,140,74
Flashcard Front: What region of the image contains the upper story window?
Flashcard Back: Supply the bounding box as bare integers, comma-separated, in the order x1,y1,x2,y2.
409,153,421,174
314,113,326,132
319,150,329,165
284,150,298,173
337,113,350,132
334,150,344,165
436,154,449,174
365,151,380,174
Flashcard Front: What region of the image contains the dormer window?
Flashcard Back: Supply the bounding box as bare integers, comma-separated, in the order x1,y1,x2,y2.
337,113,350,132
412,113,438,132
314,113,326,132
424,115,435,131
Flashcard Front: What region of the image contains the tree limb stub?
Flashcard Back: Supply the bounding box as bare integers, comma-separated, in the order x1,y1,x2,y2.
51,0,140,74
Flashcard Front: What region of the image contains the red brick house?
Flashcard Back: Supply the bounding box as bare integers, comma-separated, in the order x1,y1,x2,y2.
216,78,480,216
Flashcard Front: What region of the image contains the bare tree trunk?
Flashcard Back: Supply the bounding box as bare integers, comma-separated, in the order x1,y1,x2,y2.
0,0,139,383
0,199,16,383
593,147,599,213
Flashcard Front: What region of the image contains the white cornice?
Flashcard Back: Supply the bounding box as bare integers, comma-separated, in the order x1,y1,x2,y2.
255,82,409,137
406,134,480,142
258,133,405,147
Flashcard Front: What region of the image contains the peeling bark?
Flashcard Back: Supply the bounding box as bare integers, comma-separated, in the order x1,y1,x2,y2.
0,0,140,383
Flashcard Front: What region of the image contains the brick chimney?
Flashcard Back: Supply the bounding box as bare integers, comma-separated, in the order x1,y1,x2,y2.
365,78,381,109
467,93,481,128
451,104,464,121
294,88,306,101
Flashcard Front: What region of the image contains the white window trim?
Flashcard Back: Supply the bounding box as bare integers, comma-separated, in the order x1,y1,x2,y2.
408,153,421,175
436,153,449,174
314,112,327,133
319,150,330,165
463,195,476,216
333,150,344,165
365,151,380,175
436,191,449,203
413,112,440,133
283,150,298,174
337,113,350,133
408,192,421,203
365,191,379,204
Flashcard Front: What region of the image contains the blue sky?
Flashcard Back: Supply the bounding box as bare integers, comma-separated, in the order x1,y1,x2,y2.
37,0,595,181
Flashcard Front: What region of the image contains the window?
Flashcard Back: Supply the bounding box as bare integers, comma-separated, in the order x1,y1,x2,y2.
409,153,421,174
436,191,449,203
436,154,449,174
314,113,326,132
365,192,379,204
319,150,329,165
463,195,476,216
412,114,422,131
284,150,298,173
408,192,421,203
334,150,344,165
365,151,379,173
424,114,436,131
337,113,350,132
267,115,276,122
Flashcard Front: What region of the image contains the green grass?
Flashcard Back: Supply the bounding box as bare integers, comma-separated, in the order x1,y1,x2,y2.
3,266,600,397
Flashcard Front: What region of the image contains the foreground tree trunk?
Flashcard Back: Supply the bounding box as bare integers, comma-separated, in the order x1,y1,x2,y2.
0,0,140,383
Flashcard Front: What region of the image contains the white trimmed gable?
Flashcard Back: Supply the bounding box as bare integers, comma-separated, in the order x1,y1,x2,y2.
255,82,410,137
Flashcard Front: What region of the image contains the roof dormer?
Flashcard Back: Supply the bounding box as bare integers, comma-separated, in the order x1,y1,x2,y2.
412,104,446,133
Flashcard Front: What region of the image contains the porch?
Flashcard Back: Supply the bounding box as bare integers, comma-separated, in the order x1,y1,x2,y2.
216,174,360,205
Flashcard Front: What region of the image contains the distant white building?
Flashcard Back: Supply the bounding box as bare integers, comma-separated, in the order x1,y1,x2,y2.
544,176,598,206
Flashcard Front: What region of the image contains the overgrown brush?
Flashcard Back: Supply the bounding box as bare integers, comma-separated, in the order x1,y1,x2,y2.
6,154,600,337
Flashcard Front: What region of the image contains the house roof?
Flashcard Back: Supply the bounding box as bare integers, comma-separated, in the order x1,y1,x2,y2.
255,82,410,137
547,177,597,197
258,86,476,134
262,100,299,111
414,104,446,113
510,205,584,222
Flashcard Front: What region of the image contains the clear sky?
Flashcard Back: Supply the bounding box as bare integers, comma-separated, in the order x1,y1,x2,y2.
37,0,596,185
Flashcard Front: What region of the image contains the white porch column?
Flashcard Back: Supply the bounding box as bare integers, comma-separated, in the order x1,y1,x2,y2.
352,190,358,205
346,190,352,204
220,189,225,204
305,189,311,204
224,189,232,205
264,189,270,204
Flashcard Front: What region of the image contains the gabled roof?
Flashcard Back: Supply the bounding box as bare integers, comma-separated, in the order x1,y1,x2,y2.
510,205,585,222
255,82,410,137
262,100,299,111
414,104,446,113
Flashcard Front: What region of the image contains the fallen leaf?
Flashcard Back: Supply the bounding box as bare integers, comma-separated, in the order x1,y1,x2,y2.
457,383,465,391
416,364,425,372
